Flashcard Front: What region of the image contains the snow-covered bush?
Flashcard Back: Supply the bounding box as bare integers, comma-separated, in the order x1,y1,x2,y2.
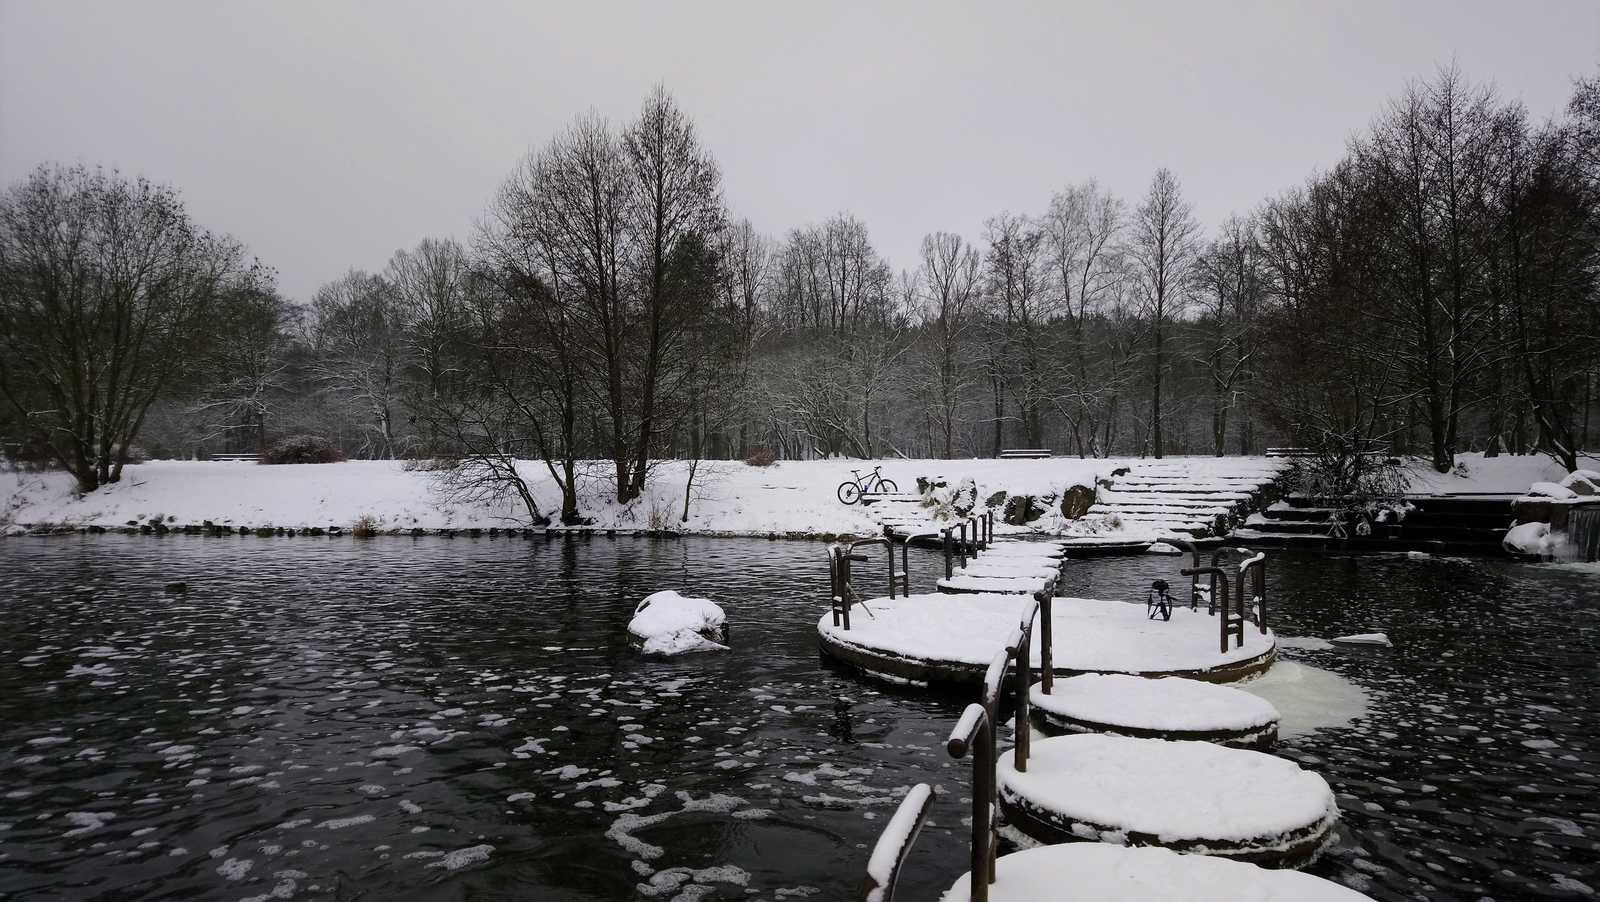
261,435,346,465
742,445,778,467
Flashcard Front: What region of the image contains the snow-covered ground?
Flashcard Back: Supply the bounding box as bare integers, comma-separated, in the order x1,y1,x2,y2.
1,452,1581,539
1401,452,1580,495
0,457,1145,537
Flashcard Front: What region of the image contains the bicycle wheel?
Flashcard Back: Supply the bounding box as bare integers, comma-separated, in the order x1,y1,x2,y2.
837,482,861,505
877,478,898,494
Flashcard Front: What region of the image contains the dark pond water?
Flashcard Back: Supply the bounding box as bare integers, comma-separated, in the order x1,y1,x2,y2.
0,536,1596,901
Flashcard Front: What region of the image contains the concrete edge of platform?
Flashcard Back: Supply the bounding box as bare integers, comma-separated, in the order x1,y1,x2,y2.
997,789,1340,870
1029,706,1278,751
818,632,1277,688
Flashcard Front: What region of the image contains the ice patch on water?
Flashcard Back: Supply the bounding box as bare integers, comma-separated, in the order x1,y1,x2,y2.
512,737,548,757
1553,875,1593,895
27,736,70,747
426,843,494,870
371,745,418,758
315,815,375,829
1527,817,1585,837
1276,636,1335,651
1522,739,1560,750
1236,660,1368,738
63,811,116,836
506,793,535,803
216,857,253,880
607,812,672,859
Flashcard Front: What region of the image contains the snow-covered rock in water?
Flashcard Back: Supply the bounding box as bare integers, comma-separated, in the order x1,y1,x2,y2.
1503,521,1551,557
939,843,1373,901
627,590,727,655
1524,481,1578,500
1145,541,1183,555
1330,633,1391,648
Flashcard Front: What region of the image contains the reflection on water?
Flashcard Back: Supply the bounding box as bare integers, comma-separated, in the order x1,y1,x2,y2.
0,538,1596,901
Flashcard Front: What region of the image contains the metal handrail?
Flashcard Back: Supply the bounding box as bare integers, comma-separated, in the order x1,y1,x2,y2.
948,694,997,901
857,783,937,902
1182,565,1244,652
829,537,910,632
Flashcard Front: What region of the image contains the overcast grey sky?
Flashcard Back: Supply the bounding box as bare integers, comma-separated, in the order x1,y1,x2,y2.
2,1,1596,303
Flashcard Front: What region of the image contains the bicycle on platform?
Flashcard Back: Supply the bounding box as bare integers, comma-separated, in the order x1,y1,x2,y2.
837,466,897,504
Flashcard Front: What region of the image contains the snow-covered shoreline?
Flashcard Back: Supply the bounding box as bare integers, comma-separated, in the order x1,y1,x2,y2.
0,453,1571,540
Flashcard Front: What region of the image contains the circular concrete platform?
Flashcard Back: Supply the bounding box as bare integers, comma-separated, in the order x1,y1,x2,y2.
939,843,1371,901
1030,674,1280,749
818,594,1276,687
997,734,1338,869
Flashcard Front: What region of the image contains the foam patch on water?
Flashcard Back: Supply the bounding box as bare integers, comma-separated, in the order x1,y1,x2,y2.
1237,660,1369,738
427,843,494,870
63,811,116,836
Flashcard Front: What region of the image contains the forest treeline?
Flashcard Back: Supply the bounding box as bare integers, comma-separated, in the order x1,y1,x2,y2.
2,69,1598,520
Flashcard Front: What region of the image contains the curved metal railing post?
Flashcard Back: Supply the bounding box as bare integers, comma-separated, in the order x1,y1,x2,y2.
1013,601,1038,773
942,527,954,579
1035,586,1054,696
948,696,997,902
857,783,937,902
1238,551,1268,634
1182,565,1236,653
958,521,969,568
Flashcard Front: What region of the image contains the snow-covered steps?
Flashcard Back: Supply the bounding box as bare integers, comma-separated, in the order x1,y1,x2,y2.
817,594,1276,687
936,841,1370,901
1062,458,1290,546
1236,495,1517,555
998,734,1339,869
936,574,1048,594
1030,673,1280,749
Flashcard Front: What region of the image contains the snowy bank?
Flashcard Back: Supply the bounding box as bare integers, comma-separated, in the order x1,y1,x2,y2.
0,457,1130,538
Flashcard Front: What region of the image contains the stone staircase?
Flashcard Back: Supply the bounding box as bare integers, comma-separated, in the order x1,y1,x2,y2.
1069,460,1290,543
1233,495,1516,555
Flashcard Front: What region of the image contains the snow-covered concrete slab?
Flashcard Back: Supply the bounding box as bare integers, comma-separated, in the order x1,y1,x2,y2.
818,595,1276,686
998,734,1337,868
939,843,1372,901
936,574,1050,594
1030,674,1279,749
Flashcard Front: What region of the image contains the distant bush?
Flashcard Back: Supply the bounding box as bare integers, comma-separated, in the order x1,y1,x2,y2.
402,457,460,472
261,435,346,465
743,445,778,467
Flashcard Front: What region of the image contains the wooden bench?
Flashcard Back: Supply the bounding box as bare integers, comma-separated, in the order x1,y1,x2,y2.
999,449,1051,459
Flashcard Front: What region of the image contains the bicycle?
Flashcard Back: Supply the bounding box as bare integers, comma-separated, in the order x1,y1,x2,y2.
837,466,897,504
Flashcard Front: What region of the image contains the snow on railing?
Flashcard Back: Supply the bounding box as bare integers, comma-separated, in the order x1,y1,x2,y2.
859,783,937,902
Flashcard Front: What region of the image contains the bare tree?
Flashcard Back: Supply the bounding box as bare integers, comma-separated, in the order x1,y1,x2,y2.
910,232,982,458
1129,168,1201,458
1194,215,1264,455
1043,180,1127,456
0,164,257,492
307,270,412,458
982,212,1053,451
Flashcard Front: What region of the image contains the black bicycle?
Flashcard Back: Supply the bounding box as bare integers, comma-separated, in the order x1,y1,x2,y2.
837,466,897,504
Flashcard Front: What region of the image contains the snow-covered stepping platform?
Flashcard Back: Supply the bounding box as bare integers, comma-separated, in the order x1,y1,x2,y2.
951,559,1061,580
936,573,1052,594
818,595,1275,686
998,734,1338,869
1031,673,1280,749
939,843,1370,901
